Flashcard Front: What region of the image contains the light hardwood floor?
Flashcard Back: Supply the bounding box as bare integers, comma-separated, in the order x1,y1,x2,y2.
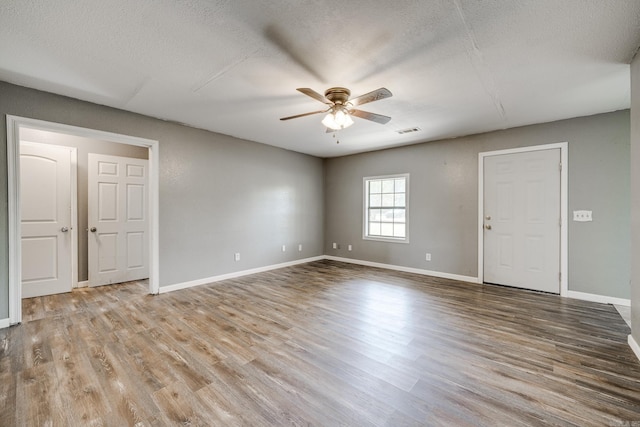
1,260,639,426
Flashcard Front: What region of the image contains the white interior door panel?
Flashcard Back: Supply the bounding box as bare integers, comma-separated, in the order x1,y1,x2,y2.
21,142,73,298
88,154,149,286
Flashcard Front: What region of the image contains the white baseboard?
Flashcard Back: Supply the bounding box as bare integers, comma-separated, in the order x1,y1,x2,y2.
76,280,89,288
324,256,480,284
629,335,640,363
158,255,630,309
565,290,630,306
0,318,10,329
160,256,326,294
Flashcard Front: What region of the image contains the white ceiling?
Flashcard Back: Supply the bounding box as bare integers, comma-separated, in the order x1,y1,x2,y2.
1,1,639,157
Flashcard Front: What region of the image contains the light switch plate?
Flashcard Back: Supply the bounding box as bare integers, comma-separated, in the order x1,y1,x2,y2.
573,210,592,222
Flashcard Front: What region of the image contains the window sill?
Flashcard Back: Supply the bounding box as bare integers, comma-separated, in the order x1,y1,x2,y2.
363,236,410,244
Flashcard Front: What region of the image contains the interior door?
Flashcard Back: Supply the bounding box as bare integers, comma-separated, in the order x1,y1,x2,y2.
88,154,149,286
483,148,560,293
21,142,73,298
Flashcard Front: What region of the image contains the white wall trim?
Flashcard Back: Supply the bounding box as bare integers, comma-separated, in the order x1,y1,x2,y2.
478,142,569,296
159,256,326,294
628,335,640,363
76,281,89,288
325,256,480,283
565,290,630,307
6,115,160,325
0,318,10,329
6,117,21,324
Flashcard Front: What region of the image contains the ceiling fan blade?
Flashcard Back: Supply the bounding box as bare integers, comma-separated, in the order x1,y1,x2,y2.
297,88,331,104
280,109,328,121
350,109,392,125
349,88,392,107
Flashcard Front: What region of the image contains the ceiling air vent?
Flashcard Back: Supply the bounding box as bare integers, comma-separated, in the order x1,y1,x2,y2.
397,127,421,135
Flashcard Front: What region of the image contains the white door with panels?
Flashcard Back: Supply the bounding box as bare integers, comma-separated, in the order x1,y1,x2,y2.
483,148,560,293
88,154,149,287
21,142,74,298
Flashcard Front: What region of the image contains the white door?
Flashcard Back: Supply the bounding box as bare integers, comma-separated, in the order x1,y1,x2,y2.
21,142,73,298
88,154,149,286
483,148,560,293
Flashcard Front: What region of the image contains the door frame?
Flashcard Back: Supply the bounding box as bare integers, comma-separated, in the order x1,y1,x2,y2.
477,142,568,296
7,115,160,325
20,141,79,295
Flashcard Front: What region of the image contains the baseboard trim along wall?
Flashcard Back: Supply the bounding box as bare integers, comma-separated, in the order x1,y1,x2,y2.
160,256,326,294
324,255,480,284
565,290,631,307
161,256,632,308
629,335,640,363
0,318,10,329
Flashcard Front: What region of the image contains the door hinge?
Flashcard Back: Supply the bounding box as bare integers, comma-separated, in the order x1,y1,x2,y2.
559,162,562,172
559,272,562,282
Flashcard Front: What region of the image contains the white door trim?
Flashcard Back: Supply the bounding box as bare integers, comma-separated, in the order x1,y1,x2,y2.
7,115,160,325
20,141,79,292
478,142,568,296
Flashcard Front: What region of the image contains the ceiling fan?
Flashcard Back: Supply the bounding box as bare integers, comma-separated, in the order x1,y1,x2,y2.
280,87,392,131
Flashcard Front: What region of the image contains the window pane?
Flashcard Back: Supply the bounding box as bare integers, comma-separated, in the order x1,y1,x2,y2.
369,180,381,193
382,194,394,207
394,194,405,207
369,209,381,221
379,209,392,222
382,179,394,193
394,223,406,238
369,194,382,207
381,223,393,236
393,209,405,222
395,178,406,193
369,222,381,236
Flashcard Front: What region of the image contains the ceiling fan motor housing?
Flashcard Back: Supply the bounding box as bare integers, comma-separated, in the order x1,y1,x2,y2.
324,87,351,105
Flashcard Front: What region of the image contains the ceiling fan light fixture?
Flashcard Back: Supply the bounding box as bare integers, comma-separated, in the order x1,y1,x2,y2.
322,106,354,130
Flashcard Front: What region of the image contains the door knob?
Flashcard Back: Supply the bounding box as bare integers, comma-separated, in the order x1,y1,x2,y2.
485,224,492,230
61,227,69,232
90,227,97,232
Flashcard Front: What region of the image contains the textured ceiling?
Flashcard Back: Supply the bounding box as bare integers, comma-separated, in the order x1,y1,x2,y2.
1,0,639,157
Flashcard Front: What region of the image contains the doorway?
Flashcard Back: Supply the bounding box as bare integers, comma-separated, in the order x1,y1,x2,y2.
7,115,160,325
478,143,568,295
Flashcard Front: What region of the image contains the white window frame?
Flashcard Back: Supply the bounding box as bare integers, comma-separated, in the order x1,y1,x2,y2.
363,173,410,243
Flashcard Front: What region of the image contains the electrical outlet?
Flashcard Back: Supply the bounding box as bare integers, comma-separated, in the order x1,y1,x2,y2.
348,244,352,251
298,244,302,252
573,210,593,222
282,245,286,252
426,253,431,261
234,253,240,262
332,242,337,249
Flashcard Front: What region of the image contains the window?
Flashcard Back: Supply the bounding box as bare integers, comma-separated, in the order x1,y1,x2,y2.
364,174,409,242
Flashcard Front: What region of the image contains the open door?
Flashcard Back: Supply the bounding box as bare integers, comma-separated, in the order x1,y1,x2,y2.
88,153,149,286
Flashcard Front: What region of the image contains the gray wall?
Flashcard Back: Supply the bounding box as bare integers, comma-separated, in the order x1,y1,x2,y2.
19,128,149,282
0,81,325,319
631,53,640,343
324,111,630,299
0,80,632,321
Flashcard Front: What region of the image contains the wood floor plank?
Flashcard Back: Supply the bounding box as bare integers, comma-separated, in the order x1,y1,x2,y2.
1,261,639,425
